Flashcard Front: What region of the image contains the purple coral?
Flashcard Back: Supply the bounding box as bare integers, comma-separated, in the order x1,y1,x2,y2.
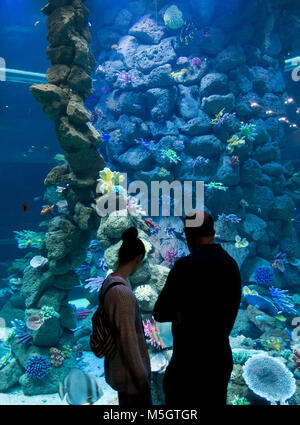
218,213,242,223
84,276,105,293
164,249,184,267
116,70,131,84
216,112,236,126
173,140,185,151
188,156,210,168
76,308,93,320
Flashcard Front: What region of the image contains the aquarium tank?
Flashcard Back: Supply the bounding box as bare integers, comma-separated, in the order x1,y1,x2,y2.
0,0,300,406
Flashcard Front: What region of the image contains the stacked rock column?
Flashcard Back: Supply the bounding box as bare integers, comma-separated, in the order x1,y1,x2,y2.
20,0,105,353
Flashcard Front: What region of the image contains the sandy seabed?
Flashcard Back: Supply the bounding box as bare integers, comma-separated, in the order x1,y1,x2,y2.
0,351,118,405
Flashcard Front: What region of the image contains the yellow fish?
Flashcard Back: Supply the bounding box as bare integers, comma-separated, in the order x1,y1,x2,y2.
34,21,40,27
111,44,119,50
275,315,286,322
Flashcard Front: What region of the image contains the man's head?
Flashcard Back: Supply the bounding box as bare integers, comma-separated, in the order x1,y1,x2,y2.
184,210,215,251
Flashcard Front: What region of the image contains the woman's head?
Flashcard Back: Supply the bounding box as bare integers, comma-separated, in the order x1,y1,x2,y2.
118,227,146,274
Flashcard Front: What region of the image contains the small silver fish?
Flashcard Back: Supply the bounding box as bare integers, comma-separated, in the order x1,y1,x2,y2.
255,315,271,323
59,368,103,405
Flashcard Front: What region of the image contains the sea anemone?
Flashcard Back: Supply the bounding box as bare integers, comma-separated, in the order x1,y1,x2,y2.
134,285,152,302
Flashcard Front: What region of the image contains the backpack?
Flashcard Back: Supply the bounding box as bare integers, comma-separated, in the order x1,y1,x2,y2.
90,278,126,359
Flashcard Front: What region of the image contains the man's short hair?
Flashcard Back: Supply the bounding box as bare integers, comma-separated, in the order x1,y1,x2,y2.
184,211,215,238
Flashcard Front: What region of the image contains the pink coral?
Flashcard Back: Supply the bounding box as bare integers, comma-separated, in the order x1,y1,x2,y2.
76,308,93,320
144,217,159,232
143,317,163,349
164,249,179,267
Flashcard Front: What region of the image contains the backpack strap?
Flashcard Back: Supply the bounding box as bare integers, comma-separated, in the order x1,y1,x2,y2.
99,280,126,305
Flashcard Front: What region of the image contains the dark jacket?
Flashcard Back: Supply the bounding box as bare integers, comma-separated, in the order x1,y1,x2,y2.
153,243,242,404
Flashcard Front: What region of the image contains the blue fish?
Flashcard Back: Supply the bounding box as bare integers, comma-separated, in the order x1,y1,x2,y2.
284,327,293,339
101,132,110,142
244,294,279,316
135,139,155,150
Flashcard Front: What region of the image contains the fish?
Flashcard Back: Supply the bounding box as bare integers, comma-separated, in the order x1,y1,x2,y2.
59,368,103,405
41,205,55,215
34,21,40,27
111,44,119,50
255,315,272,323
116,130,121,140
135,139,155,150
21,203,29,213
101,132,110,142
275,315,287,322
33,196,41,201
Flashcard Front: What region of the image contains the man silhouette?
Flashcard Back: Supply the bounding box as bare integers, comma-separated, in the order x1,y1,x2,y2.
153,211,242,407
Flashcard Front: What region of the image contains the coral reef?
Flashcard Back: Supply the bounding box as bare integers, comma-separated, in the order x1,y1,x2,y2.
2,0,300,405
242,354,296,404
13,231,44,249
49,348,64,367
25,355,51,380
254,266,274,286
